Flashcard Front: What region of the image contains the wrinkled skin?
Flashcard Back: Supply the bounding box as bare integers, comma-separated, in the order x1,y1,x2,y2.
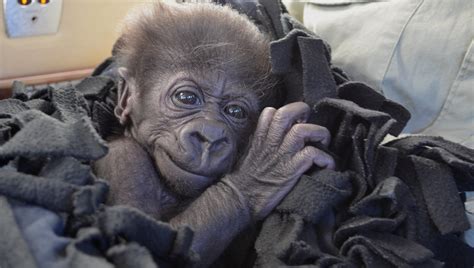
116,70,260,199
93,2,335,266
94,69,334,265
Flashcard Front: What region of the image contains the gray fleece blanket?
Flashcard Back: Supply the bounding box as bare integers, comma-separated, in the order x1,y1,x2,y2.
0,1,473,267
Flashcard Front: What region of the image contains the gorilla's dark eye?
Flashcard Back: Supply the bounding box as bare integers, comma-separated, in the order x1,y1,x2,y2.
224,105,247,119
174,90,202,106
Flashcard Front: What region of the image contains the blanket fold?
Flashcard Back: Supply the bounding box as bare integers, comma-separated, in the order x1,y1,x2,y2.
247,0,474,267
0,80,197,268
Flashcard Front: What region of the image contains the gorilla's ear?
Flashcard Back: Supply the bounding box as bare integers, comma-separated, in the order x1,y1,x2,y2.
115,67,136,126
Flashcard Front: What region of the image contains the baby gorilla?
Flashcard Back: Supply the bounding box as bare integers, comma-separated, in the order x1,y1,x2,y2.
94,1,335,266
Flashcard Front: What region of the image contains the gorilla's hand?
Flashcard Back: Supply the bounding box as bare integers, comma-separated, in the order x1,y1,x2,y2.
223,102,335,220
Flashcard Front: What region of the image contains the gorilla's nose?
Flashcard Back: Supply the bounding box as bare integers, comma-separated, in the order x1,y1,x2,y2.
192,130,228,154
180,119,233,170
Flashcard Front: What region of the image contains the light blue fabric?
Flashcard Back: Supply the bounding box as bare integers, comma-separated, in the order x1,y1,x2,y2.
464,192,474,247
0,197,37,268
301,0,473,148
10,201,71,268
10,201,114,268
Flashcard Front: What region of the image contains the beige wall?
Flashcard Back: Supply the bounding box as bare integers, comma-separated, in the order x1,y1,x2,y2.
0,0,175,81
0,0,295,85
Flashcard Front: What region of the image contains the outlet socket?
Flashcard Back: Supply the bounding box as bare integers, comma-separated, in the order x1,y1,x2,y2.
3,0,63,38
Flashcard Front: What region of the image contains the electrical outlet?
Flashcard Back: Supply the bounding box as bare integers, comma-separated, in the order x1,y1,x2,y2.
3,0,63,38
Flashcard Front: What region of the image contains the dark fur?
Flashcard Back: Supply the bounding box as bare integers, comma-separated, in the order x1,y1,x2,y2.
114,2,278,107
95,2,334,266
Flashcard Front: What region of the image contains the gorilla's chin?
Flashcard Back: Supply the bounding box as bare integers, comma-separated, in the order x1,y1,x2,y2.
154,150,218,198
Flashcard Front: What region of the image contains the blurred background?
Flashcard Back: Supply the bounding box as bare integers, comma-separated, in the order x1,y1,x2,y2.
0,0,177,98
0,0,298,98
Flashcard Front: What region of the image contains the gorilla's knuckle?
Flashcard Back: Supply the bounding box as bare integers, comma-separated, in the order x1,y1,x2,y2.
272,166,290,178
251,132,265,144
275,149,290,160
266,131,283,145
291,123,305,137
303,146,319,158
283,130,301,150
263,107,277,113
273,109,289,124
285,160,300,173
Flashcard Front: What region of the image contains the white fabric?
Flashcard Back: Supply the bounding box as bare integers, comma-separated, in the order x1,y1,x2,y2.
300,0,473,148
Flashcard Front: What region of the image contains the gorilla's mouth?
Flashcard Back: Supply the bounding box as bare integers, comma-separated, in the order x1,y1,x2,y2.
159,140,226,177
155,149,216,197
167,151,199,175
159,149,215,180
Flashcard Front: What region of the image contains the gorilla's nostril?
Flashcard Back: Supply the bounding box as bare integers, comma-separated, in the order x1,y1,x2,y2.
185,121,231,157
192,132,208,143
192,131,228,153
209,137,228,153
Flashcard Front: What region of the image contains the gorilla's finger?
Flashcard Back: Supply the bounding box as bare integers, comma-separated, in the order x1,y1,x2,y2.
280,123,331,153
253,107,276,141
266,102,310,144
292,146,335,173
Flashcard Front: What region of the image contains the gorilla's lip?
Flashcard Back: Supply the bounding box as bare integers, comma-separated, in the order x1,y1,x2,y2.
158,149,215,181
157,149,217,198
